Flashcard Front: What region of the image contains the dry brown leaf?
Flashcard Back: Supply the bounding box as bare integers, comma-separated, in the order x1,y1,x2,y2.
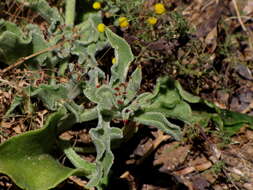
195,161,212,171
13,125,22,134
154,142,191,171
0,122,12,128
59,132,73,141
174,166,195,175
68,176,87,188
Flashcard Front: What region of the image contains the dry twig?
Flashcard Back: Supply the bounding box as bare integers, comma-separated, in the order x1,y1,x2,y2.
232,0,247,32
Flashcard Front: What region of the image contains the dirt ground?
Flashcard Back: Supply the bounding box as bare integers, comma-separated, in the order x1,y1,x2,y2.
1,0,253,189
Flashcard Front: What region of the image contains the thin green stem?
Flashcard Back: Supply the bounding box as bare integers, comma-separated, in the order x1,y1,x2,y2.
65,0,76,26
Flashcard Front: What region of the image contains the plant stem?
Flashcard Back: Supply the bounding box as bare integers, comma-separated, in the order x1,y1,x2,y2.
65,0,76,26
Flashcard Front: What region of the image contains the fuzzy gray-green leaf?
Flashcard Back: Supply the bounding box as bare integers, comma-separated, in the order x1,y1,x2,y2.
125,66,142,104
133,112,181,140
87,112,123,188
27,84,68,110
16,0,62,24
59,141,96,176
105,28,134,85
0,20,48,65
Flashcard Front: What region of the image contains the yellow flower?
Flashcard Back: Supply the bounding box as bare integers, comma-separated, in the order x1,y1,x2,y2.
154,3,166,14
118,17,129,28
147,17,157,25
92,2,101,10
97,23,105,32
112,57,116,64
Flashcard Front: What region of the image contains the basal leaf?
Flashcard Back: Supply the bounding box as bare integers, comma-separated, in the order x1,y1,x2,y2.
164,101,192,123
96,85,117,112
0,109,82,190
191,112,213,128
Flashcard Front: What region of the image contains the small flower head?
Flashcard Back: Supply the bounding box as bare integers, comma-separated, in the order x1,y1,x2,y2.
97,23,105,32
118,17,129,28
112,57,116,64
147,17,158,25
92,2,101,10
154,3,166,14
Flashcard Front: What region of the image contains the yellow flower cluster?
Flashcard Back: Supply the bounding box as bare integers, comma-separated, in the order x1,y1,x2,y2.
145,3,166,26
112,57,116,64
96,3,166,34
154,3,166,14
147,17,157,25
118,17,129,28
92,2,101,10
97,23,105,32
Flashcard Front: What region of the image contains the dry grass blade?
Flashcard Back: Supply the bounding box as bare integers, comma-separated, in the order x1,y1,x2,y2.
232,0,247,32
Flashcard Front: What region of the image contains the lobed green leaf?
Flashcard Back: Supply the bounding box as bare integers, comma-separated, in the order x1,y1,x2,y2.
0,20,48,66
87,111,123,188
133,111,181,140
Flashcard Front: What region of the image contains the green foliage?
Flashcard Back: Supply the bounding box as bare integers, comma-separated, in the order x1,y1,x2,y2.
16,0,62,24
0,20,48,65
59,140,96,176
209,161,225,175
0,109,84,190
87,112,123,188
220,110,253,137
133,111,181,140
0,0,104,71
102,0,143,18
1,1,253,190
106,27,135,85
